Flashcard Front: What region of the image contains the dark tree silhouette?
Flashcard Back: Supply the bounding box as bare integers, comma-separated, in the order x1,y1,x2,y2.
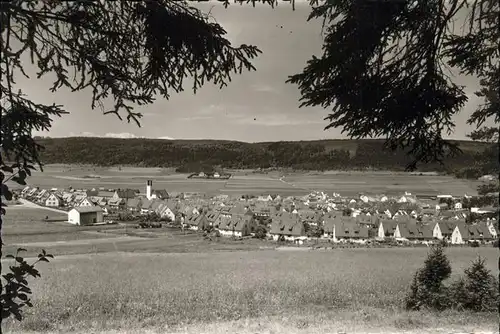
287,0,499,169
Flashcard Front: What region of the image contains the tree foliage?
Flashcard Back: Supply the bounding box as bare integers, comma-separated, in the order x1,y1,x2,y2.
405,244,452,311
29,137,498,175
288,0,499,170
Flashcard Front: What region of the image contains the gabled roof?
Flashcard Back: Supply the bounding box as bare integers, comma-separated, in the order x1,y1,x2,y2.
269,215,304,237
436,221,456,234
299,210,322,222
398,223,433,239
335,220,369,239
141,199,153,209
380,219,399,234
153,189,169,199
47,193,63,201
324,215,342,233
97,191,115,198
72,206,102,213
127,198,142,207
86,190,99,197
109,197,125,205
115,189,137,199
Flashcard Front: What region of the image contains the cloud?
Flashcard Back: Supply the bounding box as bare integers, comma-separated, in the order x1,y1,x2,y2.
81,132,97,137
158,136,175,140
251,84,278,93
104,132,143,139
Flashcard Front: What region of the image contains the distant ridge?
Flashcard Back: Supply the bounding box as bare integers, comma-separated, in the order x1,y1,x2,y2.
34,137,496,175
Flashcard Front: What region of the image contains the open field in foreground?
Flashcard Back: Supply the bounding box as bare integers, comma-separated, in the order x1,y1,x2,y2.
3,248,498,333
7,165,481,197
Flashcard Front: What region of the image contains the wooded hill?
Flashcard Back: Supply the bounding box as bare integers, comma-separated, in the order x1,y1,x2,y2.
34,137,498,177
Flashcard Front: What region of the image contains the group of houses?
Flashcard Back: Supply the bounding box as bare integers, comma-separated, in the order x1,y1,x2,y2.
18,180,499,245
183,204,498,245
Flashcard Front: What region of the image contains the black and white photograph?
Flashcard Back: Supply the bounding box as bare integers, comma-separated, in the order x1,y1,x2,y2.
1,0,498,333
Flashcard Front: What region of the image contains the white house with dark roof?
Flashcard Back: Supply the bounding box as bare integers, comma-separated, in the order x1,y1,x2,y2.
45,193,63,207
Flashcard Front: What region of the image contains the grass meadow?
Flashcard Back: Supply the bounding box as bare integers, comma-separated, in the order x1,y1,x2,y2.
3,248,498,333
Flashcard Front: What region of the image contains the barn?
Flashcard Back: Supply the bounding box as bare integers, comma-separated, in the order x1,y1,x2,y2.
68,206,104,225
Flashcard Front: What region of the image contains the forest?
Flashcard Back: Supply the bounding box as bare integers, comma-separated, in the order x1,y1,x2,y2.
34,137,498,178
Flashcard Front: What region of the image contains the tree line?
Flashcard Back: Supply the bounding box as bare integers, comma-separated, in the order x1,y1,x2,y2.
33,137,498,178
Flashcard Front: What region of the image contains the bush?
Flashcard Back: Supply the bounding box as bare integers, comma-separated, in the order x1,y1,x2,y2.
405,244,452,311
254,225,267,239
450,257,499,312
469,241,480,247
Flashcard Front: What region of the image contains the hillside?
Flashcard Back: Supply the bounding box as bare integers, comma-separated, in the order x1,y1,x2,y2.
34,137,497,176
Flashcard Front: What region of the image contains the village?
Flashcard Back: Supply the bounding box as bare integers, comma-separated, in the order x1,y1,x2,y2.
14,179,499,246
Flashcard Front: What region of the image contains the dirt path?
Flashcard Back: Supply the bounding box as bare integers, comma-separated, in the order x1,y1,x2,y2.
18,199,68,214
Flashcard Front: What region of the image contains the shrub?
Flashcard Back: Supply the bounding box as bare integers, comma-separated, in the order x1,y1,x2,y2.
254,226,267,239
469,241,480,248
450,257,499,312
405,244,452,311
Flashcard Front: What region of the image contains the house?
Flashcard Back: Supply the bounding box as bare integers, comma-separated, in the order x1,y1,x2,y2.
432,221,457,240
61,192,73,204
333,220,369,243
450,221,495,245
97,190,115,198
356,213,380,228
228,204,248,216
205,210,220,225
71,193,87,206
140,199,154,214
94,196,108,207
107,198,126,210
86,189,98,197
395,223,434,243
323,215,342,238
26,187,39,198
151,189,169,200
436,203,449,210
39,191,51,204
45,193,63,207
68,206,104,225
218,215,256,237
156,202,176,221
269,216,306,242
377,220,399,238
113,189,137,201
77,197,95,207
486,220,498,238
218,206,232,218
178,204,200,217
185,214,210,231
35,189,48,203
257,195,273,202
299,211,323,226
126,198,142,212
20,186,31,197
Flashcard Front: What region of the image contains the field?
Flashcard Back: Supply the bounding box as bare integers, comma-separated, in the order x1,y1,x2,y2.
2,206,499,333
7,164,482,197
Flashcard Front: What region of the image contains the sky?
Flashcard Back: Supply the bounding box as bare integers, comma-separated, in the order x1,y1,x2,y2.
20,1,483,142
